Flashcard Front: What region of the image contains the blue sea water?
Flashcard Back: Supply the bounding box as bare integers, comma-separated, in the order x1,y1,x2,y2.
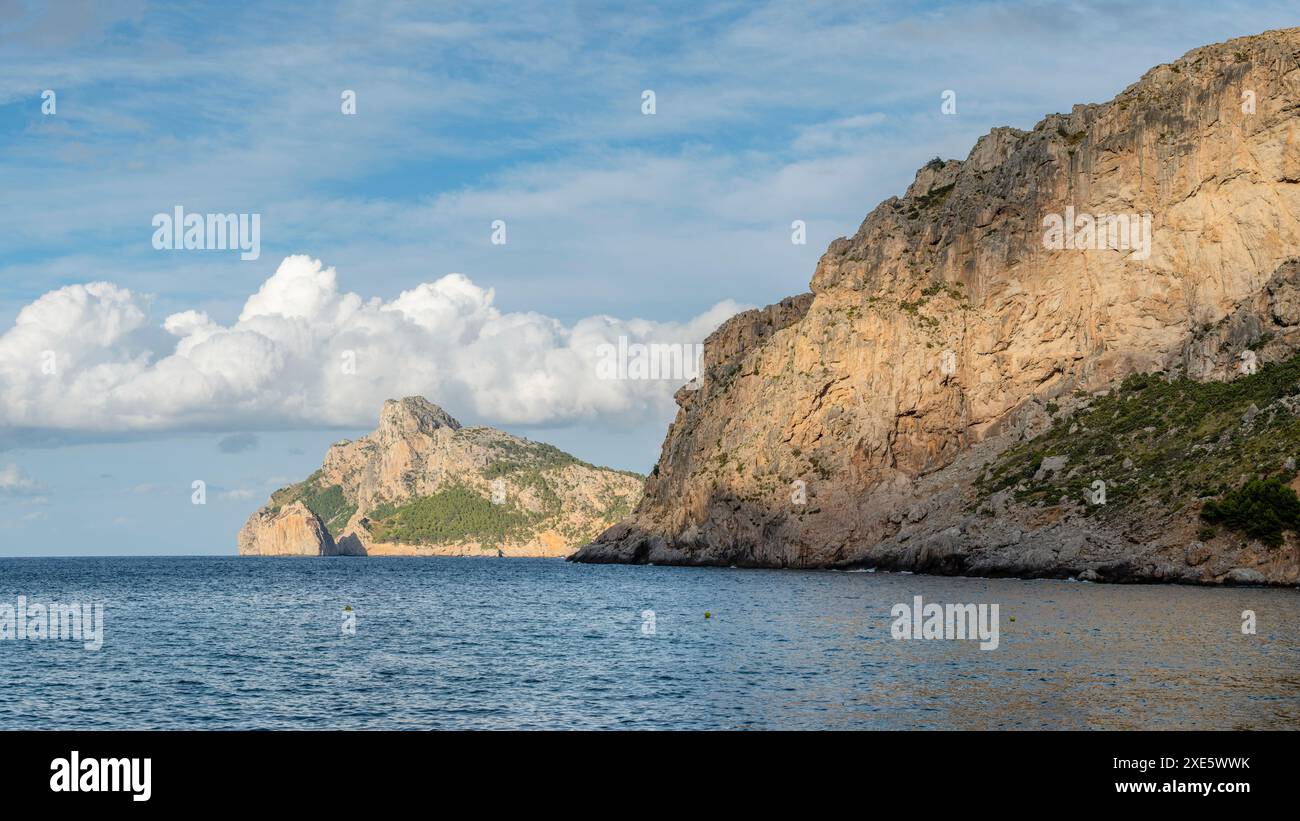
0,556,1296,730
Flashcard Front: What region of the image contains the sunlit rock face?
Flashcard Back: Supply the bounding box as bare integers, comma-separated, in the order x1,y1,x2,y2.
237,501,335,556
573,29,1300,586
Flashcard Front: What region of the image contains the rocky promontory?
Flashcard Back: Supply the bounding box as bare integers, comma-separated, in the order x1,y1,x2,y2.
573,29,1300,585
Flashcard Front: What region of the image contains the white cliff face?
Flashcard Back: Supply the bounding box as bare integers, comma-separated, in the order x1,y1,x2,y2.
238,397,642,557
573,29,1300,585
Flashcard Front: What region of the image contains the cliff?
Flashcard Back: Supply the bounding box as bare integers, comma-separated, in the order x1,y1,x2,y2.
238,397,643,557
572,28,1300,585
237,501,337,556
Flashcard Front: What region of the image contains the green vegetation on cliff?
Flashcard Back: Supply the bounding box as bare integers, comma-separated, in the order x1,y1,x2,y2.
1200,477,1300,546
482,438,577,478
481,436,643,481
367,483,532,547
267,471,356,538
977,351,1300,544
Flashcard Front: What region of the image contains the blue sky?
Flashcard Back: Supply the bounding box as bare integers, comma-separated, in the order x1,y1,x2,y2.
0,0,1295,555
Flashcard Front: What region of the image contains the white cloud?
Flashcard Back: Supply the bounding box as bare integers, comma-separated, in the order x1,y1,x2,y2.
0,255,745,435
0,464,40,493
792,113,888,154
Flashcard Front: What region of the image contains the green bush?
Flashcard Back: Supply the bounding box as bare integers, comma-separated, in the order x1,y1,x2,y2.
1200,477,1300,547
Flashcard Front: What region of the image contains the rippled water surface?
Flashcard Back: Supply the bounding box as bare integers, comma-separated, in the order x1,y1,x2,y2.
1,557,1297,729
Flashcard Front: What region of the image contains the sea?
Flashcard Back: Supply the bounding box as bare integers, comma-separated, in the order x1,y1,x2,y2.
1,556,1296,730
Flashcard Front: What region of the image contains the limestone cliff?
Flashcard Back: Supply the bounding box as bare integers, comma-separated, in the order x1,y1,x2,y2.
237,501,336,556
238,397,642,557
573,28,1300,585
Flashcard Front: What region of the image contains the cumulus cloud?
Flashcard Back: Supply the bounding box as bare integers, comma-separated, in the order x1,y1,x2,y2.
0,255,746,436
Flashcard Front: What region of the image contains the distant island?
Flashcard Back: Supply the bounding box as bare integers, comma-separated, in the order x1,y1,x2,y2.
238,397,642,556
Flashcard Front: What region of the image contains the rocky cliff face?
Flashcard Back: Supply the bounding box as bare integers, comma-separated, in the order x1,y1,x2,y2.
238,397,642,557
237,501,337,556
573,28,1300,585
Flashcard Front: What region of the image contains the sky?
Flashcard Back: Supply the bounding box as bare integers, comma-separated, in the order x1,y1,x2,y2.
0,0,1296,555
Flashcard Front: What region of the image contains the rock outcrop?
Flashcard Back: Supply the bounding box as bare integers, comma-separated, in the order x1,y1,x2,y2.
238,397,642,557
237,501,336,556
572,28,1300,585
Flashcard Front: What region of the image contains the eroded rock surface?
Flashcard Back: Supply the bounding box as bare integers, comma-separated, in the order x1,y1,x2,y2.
237,501,335,556
573,29,1300,585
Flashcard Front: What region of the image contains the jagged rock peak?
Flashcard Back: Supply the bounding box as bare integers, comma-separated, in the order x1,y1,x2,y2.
378,396,461,435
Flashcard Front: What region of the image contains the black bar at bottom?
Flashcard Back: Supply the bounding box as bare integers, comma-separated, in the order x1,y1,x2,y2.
0,730,1287,808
